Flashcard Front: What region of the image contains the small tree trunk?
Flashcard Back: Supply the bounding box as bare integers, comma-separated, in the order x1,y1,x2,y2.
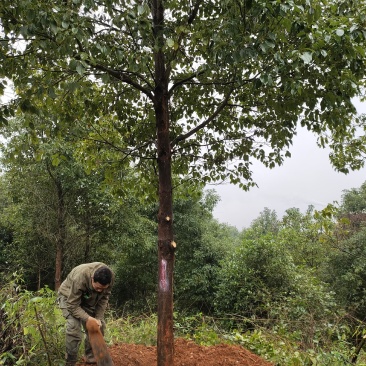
84,204,92,262
54,179,66,290
37,267,41,291
351,337,366,364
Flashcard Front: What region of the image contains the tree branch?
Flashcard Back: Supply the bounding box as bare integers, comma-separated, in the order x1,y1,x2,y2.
168,70,205,95
73,38,155,101
91,63,155,101
188,0,204,25
33,304,52,366
171,87,234,146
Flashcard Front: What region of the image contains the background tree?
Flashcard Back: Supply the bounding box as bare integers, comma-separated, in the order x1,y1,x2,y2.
0,113,141,290
338,182,366,233
279,206,333,270
216,210,339,350
1,1,366,364
322,181,366,362
242,207,280,239
173,190,239,313
215,233,296,321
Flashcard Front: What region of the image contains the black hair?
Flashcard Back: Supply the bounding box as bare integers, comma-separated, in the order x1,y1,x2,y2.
93,266,113,285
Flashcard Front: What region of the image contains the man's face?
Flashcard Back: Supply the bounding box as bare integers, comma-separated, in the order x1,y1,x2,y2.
91,278,110,293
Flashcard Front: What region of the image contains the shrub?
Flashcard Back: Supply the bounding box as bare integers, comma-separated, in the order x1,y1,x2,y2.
0,276,64,365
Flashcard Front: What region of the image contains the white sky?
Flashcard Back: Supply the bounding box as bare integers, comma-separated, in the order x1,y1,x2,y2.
211,99,366,230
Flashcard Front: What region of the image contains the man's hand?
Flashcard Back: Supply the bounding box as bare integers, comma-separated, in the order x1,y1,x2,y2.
86,317,102,332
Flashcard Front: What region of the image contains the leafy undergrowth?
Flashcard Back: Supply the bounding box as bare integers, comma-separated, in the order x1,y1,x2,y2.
1,285,366,365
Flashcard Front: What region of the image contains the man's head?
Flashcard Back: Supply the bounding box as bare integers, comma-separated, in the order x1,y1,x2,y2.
92,266,113,292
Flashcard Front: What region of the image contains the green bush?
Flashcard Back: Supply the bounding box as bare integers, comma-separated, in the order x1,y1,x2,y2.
214,235,298,321
0,278,64,366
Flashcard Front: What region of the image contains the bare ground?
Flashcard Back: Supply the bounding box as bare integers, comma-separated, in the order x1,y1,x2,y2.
77,338,273,366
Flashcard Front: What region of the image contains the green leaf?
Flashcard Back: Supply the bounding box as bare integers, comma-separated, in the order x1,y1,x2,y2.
30,296,43,303
137,5,146,15
48,87,57,99
300,52,312,64
76,63,85,75
166,38,175,48
69,59,78,70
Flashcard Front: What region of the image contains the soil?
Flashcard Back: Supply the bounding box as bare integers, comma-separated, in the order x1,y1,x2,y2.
77,338,273,366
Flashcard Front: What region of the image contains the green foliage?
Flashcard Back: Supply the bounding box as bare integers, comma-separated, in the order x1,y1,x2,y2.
174,312,359,365
173,191,239,313
1,0,365,189
106,313,158,346
0,277,64,365
340,181,366,213
242,208,280,238
0,114,156,289
111,190,238,314
326,228,366,320
225,327,356,366
214,228,341,352
0,176,13,272
279,206,334,270
215,234,297,319
174,312,222,346
110,210,157,312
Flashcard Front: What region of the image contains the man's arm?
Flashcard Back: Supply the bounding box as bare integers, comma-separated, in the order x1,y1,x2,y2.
66,281,90,321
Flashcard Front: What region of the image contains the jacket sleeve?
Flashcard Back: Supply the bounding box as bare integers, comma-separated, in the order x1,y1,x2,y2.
66,279,90,321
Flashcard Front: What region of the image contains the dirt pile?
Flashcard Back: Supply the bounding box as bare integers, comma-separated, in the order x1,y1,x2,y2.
77,338,273,366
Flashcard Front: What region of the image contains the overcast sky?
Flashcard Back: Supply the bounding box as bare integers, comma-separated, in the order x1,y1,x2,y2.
211,99,366,230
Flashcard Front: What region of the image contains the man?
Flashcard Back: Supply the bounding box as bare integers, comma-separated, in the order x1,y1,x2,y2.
58,262,114,366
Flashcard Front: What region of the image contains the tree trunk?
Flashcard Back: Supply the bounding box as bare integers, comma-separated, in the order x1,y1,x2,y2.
54,179,65,291
37,267,41,291
351,336,366,364
152,1,175,364
84,203,92,262
155,83,175,366
154,20,175,366
156,101,175,366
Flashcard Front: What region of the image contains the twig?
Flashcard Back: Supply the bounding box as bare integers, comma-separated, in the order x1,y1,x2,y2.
33,304,52,366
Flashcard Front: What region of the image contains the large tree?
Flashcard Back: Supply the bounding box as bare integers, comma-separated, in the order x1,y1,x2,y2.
1,1,366,364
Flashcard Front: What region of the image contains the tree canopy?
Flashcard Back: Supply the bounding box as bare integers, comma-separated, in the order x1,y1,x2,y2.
1,0,366,182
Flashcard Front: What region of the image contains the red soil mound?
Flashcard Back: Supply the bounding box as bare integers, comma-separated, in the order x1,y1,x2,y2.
78,338,273,366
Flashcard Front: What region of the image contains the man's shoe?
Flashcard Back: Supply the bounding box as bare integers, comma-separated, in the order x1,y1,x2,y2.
65,354,77,366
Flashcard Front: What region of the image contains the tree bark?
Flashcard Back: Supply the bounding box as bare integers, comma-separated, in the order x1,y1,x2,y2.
155,74,175,366
151,0,176,365
351,336,366,364
54,179,65,291
156,102,175,365
84,203,92,262
45,162,66,291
